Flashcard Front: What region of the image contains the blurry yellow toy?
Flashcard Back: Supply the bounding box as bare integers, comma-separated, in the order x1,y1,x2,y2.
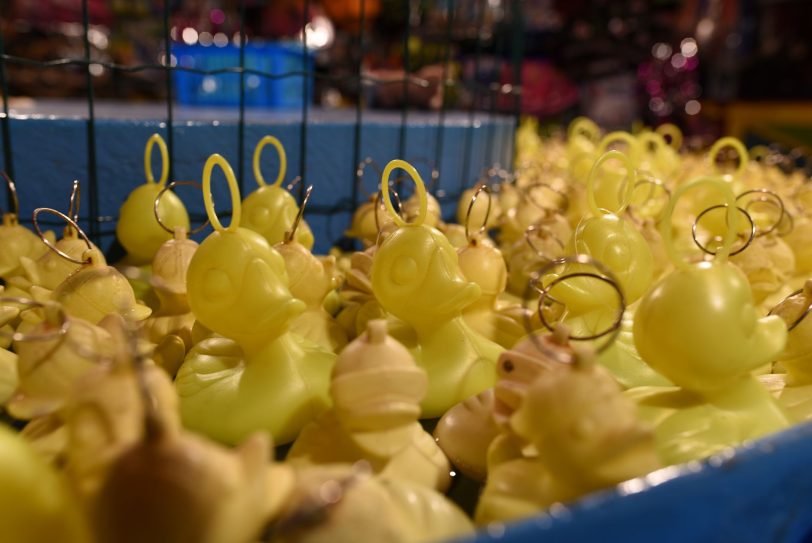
115,134,190,264
0,423,91,543
241,135,314,248
457,185,525,348
553,151,654,314
371,159,503,418
761,281,812,420
504,219,570,297
344,158,397,246
0,172,52,281
288,319,450,491
275,186,348,352
89,340,281,543
140,182,207,375
632,177,791,465
175,154,335,445
272,463,473,543
475,344,660,524
500,181,569,245
37,211,151,325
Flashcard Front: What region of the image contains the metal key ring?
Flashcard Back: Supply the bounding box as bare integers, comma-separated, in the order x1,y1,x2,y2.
32,208,93,265
1,171,19,218
626,174,671,224
523,181,570,213
154,180,210,236
692,204,756,257
67,179,81,223
523,255,625,353
524,223,565,259
736,188,785,238
355,158,383,199
285,185,313,243
373,184,404,235
0,297,70,342
464,184,492,244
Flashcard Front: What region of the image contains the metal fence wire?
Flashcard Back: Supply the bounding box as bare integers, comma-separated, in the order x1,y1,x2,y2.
0,0,524,246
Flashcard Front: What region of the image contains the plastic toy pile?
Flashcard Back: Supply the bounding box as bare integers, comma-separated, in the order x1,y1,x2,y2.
0,118,811,542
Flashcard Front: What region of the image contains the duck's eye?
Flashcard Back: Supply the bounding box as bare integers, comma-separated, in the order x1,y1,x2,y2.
203,268,232,300
391,255,418,286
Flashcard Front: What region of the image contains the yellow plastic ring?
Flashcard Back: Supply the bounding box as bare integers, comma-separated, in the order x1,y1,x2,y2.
637,131,668,154
144,133,169,187
253,135,287,187
656,123,683,150
568,116,600,143
202,154,241,233
586,150,637,217
709,136,748,178
596,131,641,160
381,159,427,228
659,175,738,269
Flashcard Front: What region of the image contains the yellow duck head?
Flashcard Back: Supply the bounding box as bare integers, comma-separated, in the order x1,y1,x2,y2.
634,177,787,394
240,136,314,249
150,228,198,313
371,161,481,327
187,154,305,349
275,239,339,307
115,134,190,264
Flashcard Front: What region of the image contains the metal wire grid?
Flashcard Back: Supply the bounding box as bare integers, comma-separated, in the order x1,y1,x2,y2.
0,0,524,245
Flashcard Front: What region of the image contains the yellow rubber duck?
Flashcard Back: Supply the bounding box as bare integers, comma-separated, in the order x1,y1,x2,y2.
175,154,334,445
371,160,503,418
241,135,314,249
0,173,53,281
288,319,451,491
115,134,190,265
475,344,660,524
631,177,791,465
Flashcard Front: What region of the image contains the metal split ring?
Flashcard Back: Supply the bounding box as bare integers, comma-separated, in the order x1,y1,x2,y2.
522,181,569,213
626,174,671,224
373,184,404,236
32,207,93,265
0,297,70,343
692,204,756,257
285,185,313,243
736,189,785,238
464,184,492,243
768,288,812,332
1,171,20,218
154,180,210,235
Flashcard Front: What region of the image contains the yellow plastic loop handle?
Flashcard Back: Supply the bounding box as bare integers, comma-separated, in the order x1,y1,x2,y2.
586,150,637,217
596,131,641,161
381,159,427,228
637,131,668,154
567,116,600,143
659,176,739,269
656,123,683,150
144,133,169,187
709,136,748,179
253,135,287,187
202,154,242,233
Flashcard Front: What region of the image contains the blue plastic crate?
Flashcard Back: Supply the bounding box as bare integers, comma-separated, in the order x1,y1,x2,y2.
171,42,312,108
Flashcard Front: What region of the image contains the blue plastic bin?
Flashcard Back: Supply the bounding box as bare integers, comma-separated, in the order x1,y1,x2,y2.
171,42,312,108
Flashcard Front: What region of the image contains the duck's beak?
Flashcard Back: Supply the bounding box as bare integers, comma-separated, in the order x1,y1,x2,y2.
427,249,480,314
239,258,305,328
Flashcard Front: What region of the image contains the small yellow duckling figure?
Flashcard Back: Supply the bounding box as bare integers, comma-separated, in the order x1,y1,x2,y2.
116,134,190,265
275,187,348,353
0,173,53,281
241,135,314,249
761,281,812,420
553,150,654,315
0,424,91,543
175,154,334,445
632,177,791,465
457,186,525,348
475,345,661,525
141,225,199,375
288,319,450,490
371,160,503,418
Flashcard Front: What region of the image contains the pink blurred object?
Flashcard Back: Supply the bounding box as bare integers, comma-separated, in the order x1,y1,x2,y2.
499,60,579,116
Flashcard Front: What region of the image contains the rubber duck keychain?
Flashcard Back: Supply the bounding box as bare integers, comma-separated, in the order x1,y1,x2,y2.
13,181,106,293
371,159,503,418
115,133,190,265
30,208,151,325
140,181,209,376
175,154,335,446
457,184,526,348
241,135,314,248
287,319,451,491
274,185,348,352
761,282,812,421
631,176,792,465
551,150,654,317
0,171,53,282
